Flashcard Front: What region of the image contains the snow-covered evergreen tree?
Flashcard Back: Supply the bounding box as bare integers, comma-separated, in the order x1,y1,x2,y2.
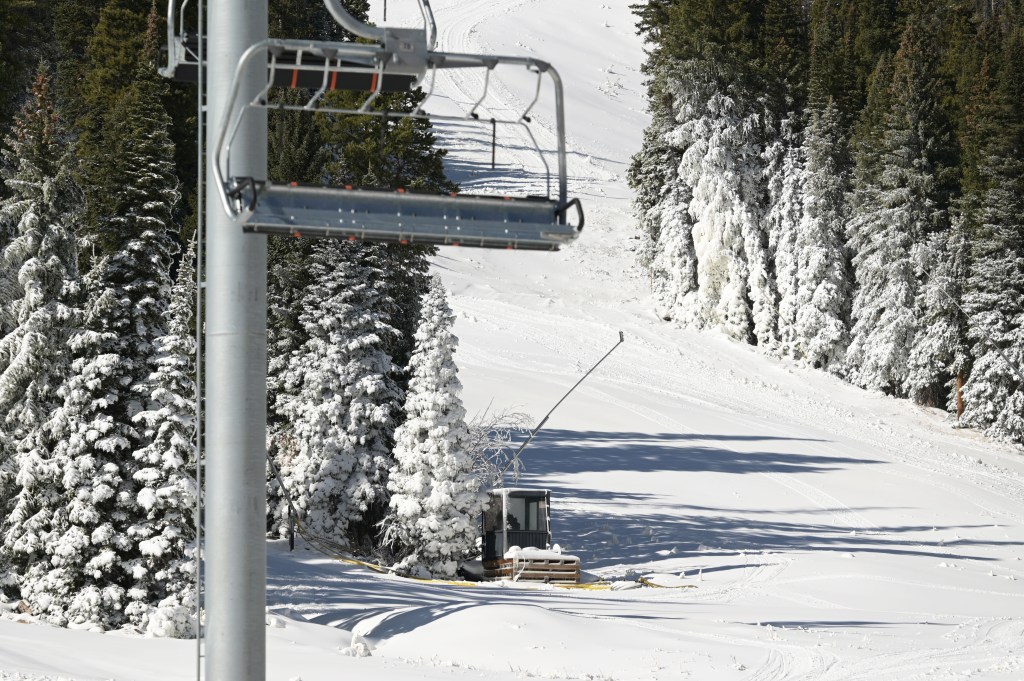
846,36,936,395
10,57,180,629
127,239,197,637
673,61,776,344
266,237,311,537
763,114,804,358
794,100,850,369
0,67,82,601
382,277,486,578
961,153,1024,443
277,240,402,551
634,58,776,344
628,80,700,324
905,222,970,409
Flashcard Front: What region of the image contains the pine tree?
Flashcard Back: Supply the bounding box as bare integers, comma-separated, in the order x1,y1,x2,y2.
846,21,948,394
265,4,455,545
11,50,180,628
127,239,197,637
264,89,326,535
276,240,402,551
628,73,700,324
73,0,149,260
758,0,810,118
266,237,311,537
906,220,970,408
629,0,779,344
795,100,850,368
0,0,51,137
961,152,1024,443
0,66,81,600
763,113,804,357
844,0,902,106
671,58,776,344
319,89,455,194
807,0,857,122
382,277,486,578
50,0,106,119
960,27,1024,443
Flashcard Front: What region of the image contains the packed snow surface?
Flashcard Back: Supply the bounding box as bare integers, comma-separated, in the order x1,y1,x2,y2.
4,0,1024,679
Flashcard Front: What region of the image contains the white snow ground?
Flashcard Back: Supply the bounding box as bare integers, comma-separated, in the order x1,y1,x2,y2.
3,1,1024,679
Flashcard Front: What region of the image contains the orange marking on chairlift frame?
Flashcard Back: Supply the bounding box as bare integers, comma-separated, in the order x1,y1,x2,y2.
330,71,338,91
290,69,299,88
370,72,379,91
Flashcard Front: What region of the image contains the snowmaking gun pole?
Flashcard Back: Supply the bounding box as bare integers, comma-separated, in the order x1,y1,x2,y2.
502,331,626,478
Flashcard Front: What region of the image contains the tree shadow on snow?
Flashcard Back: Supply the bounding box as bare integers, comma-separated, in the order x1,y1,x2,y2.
536,499,1013,570
513,428,875,477
493,430,1020,568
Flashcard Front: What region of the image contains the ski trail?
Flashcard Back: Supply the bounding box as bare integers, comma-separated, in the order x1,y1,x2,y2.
814,618,1024,680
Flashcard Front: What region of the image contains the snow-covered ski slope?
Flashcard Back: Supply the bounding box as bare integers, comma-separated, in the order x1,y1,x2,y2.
3,1,1024,680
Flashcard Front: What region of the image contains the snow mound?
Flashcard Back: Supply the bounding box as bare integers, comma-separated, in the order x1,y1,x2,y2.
359,603,693,680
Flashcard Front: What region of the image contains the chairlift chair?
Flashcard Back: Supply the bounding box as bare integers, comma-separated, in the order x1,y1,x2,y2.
163,0,584,250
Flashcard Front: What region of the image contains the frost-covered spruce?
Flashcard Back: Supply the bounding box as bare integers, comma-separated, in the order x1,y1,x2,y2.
763,113,804,358
382,277,486,578
961,154,1024,444
906,224,970,409
127,240,197,637
10,65,180,630
663,59,775,344
0,67,82,601
794,100,849,369
628,86,699,323
277,240,402,550
266,237,311,537
846,37,938,395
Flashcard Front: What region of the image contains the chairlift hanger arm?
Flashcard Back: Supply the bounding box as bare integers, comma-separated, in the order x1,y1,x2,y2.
322,0,437,48
162,0,179,77
322,0,385,41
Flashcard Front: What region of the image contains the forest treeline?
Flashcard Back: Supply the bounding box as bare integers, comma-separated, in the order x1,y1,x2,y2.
628,0,1024,445
0,0,487,635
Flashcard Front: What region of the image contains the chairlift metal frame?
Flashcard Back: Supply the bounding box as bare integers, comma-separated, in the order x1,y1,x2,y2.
162,0,583,250
161,0,201,81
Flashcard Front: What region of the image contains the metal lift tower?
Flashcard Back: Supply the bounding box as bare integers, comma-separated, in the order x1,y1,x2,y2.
204,0,268,679
163,0,583,676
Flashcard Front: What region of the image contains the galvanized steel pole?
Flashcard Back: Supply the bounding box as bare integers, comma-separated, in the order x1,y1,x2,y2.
204,0,268,679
